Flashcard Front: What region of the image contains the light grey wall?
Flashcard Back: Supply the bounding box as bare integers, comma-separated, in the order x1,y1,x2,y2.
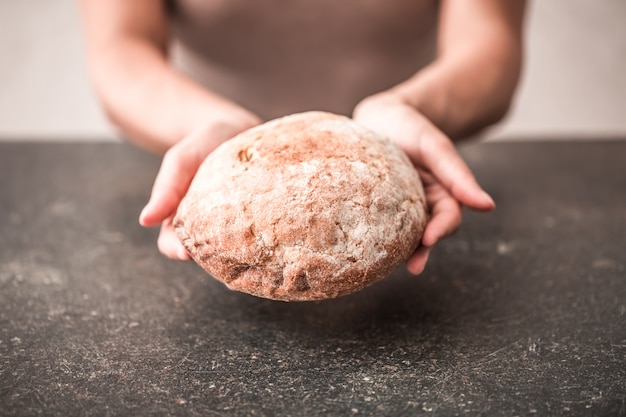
0,1,112,139
494,0,626,140
0,0,624,141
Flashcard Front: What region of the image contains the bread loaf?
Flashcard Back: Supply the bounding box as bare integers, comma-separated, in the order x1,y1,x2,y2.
174,111,426,301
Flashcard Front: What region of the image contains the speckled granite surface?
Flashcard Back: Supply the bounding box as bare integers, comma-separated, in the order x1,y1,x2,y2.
0,141,624,416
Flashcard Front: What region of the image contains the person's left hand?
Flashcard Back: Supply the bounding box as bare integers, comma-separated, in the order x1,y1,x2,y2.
353,93,495,274
139,115,261,260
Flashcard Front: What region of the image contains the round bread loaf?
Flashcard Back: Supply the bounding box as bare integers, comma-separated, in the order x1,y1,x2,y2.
174,111,426,301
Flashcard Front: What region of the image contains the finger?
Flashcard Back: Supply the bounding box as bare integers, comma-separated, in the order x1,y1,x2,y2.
139,121,227,227
140,120,258,227
424,137,494,210
407,122,495,211
139,145,201,226
157,217,191,261
421,189,463,247
406,245,432,275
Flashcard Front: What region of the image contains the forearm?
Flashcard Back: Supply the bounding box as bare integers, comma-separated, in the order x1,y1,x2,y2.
389,48,522,140
86,38,259,154
378,0,525,141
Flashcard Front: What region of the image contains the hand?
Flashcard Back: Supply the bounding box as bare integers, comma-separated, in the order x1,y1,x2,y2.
353,93,495,274
139,116,261,260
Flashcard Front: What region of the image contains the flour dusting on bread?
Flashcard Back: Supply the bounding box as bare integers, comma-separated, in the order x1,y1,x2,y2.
174,111,426,301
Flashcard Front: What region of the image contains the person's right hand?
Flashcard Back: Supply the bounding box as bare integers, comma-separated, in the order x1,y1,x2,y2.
139,116,261,260
353,93,495,275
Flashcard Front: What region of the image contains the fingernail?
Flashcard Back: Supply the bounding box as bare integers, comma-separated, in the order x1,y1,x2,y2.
480,190,496,208
411,265,425,276
139,198,155,224
178,246,189,260
411,261,427,276
138,206,149,225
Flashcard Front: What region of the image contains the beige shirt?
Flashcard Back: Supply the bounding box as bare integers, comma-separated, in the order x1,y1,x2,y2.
168,0,438,120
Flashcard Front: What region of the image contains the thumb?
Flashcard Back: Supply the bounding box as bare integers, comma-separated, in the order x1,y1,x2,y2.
405,119,495,211
139,143,202,227
139,124,225,227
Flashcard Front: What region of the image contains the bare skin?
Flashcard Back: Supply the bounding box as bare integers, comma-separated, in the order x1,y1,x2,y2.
79,0,525,274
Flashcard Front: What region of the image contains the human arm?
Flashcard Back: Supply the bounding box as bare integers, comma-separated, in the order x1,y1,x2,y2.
78,0,260,154
353,0,526,273
79,0,261,258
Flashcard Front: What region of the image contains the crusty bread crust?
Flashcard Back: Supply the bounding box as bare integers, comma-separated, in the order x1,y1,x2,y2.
174,112,426,301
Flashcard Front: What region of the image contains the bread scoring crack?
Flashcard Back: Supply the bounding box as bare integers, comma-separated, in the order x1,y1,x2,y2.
237,146,258,162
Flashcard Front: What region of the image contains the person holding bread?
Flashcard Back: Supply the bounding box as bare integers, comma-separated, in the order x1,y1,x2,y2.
79,0,526,276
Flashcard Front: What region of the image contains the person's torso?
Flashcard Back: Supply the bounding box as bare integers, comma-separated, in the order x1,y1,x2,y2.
169,0,439,119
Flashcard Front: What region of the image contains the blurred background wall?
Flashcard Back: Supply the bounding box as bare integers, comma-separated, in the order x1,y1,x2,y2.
0,0,624,141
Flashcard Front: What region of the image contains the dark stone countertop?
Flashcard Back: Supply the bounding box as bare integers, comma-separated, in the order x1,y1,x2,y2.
0,140,625,417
